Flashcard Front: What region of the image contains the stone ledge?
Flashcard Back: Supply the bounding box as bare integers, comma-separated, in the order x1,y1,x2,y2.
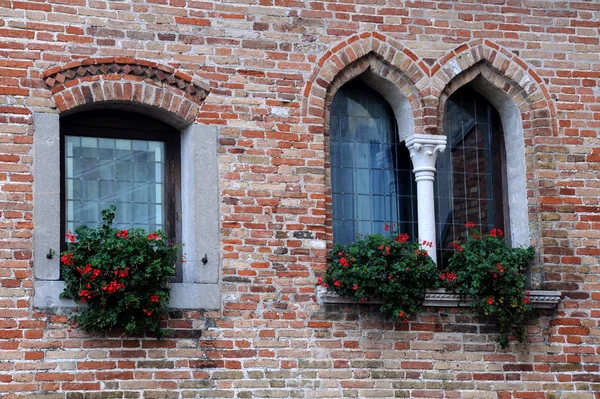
319,287,561,309
33,280,221,310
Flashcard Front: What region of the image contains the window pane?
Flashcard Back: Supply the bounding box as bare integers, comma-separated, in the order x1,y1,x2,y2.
435,86,505,268
65,136,166,234
330,80,417,245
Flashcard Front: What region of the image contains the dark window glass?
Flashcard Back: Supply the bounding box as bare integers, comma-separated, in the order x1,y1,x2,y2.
435,86,507,268
61,110,180,247
330,80,417,245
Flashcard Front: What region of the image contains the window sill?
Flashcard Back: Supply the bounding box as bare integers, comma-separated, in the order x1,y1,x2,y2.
33,280,220,310
318,287,561,309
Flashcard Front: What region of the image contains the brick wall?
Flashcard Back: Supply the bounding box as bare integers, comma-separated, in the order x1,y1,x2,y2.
1,0,599,398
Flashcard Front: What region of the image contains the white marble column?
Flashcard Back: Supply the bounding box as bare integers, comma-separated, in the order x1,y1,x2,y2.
405,134,447,264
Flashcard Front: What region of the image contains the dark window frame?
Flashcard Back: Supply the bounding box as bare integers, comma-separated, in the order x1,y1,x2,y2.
59,110,182,279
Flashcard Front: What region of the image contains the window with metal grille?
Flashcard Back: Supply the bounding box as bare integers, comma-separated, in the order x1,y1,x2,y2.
435,86,507,268
330,80,417,245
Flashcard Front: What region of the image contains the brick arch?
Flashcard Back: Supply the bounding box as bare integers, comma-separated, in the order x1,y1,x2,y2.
304,32,430,133
430,39,556,136
42,58,211,128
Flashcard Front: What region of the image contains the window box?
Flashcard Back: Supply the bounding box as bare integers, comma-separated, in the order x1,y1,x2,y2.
319,287,561,309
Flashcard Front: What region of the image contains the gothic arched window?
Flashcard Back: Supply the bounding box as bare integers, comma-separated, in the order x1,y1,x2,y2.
330,79,417,245
435,85,508,267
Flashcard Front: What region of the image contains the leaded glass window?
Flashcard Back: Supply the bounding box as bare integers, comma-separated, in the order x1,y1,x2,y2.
64,136,166,233
435,86,507,268
330,79,417,245
61,110,180,246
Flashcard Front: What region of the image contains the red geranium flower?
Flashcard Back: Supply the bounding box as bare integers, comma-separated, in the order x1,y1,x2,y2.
395,233,409,243
77,264,92,275
490,228,503,237
79,289,92,302
451,241,463,252
60,252,74,266
65,230,76,242
147,232,161,241
91,269,101,281
102,280,125,294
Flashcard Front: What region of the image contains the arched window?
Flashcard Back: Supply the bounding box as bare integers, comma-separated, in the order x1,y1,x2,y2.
330,79,417,245
435,85,508,267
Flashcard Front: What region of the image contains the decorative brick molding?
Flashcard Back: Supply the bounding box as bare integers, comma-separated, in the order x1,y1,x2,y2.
304,32,429,133
430,39,557,137
42,58,210,125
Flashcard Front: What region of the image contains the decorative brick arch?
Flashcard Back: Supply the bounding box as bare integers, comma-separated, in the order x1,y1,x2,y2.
430,39,556,137
42,58,210,128
304,32,430,136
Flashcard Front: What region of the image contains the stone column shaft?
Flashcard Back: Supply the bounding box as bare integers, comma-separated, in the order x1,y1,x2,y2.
405,134,447,264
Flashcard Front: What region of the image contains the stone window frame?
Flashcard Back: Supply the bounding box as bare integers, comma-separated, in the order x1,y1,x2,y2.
33,111,221,310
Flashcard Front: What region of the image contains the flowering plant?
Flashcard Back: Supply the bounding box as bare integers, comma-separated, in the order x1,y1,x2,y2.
443,223,535,348
322,225,439,322
60,206,178,337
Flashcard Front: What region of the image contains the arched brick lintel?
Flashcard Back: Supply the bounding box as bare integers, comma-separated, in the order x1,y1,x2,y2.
323,53,427,140
42,58,211,129
431,39,557,137
303,32,430,125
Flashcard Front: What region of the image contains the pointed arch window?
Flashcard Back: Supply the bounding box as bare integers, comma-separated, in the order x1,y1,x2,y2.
435,85,508,268
330,79,417,245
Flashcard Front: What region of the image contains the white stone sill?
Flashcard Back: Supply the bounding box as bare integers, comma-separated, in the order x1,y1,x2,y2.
33,280,220,310
319,287,561,309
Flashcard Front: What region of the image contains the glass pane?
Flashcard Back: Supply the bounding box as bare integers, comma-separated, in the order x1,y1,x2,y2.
330,80,417,245
65,136,166,235
435,86,504,269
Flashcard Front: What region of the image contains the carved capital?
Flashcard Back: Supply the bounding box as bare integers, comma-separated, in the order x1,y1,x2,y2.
405,134,447,177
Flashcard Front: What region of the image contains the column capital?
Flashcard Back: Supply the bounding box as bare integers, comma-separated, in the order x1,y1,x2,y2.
405,134,447,178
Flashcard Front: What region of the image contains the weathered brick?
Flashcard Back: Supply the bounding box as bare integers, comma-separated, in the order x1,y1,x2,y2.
0,2,597,399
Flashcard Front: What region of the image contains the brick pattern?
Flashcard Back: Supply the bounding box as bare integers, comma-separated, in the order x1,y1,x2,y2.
0,0,599,398
433,40,556,137
305,32,428,132
41,58,210,124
